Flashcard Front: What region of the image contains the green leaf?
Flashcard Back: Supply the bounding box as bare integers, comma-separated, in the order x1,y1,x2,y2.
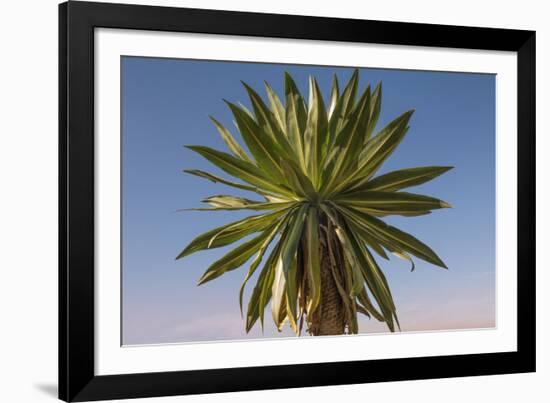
264,81,286,133
183,169,258,192
197,227,276,285
322,86,372,194
329,69,359,133
280,159,317,200
279,204,308,322
335,203,412,259
202,195,264,208
225,101,286,181
303,77,328,186
270,256,286,327
304,206,321,314
246,249,277,332
185,145,294,197
327,74,340,119
320,205,365,296
357,287,385,322
241,81,298,162
347,207,448,268
342,223,398,331
284,72,308,170
365,82,382,141
351,110,413,187
175,209,286,260
322,204,397,330
238,212,291,314
364,166,454,192
336,191,452,216
343,216,389,260
195,195,295,211
209,116,251,162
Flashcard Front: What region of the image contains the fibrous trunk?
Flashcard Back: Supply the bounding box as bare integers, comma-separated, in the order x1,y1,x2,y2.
309,224,346,336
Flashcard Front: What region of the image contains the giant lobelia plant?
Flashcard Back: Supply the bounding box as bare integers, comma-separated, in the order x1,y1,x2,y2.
177,70,452,336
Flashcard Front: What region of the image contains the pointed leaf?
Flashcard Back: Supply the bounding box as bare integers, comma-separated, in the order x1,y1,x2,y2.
183,169,258,192
351,110,413,187
186,145,294,197
209,116,251,162
175,209,286,260
336,191,452,216
365,82,382,141
348,207,448,268
364,166,454,192
322,87,372,195
327,74,340,119
303,77,328,186
197,227,275,285
284,72,308,169
225,101,286,181
264,81,286,132
196,195,295,211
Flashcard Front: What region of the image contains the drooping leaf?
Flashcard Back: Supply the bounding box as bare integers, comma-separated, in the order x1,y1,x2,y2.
342,215,389,260
348,207,448,268
319,205,365,296
270,256,286,327
304,206,321,314
246,249,277,332
239,212,291,314
357,287,385,322
279,204,308,322
343,224,398,331
259,251,278,328
321,204,397,330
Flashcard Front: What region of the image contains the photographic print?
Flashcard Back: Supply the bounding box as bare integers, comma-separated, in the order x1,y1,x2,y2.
121,58,496,345
59,4,535,400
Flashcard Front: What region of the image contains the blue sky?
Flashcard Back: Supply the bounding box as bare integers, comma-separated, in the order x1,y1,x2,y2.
121,56,495,345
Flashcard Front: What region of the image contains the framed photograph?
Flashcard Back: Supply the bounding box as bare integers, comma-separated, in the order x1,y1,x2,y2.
59,1,535,401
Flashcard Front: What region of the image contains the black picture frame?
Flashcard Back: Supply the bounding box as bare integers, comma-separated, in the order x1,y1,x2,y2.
59,1,536,401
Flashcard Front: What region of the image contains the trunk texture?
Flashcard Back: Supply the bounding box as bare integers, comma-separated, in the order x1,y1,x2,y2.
309,228,346,335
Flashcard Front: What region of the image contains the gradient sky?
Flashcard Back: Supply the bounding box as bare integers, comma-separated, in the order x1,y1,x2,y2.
121,56,496,345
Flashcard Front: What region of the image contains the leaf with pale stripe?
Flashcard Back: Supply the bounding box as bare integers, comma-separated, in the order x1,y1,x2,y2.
175,209,286,260
209,116,251,162
364,166,453,192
